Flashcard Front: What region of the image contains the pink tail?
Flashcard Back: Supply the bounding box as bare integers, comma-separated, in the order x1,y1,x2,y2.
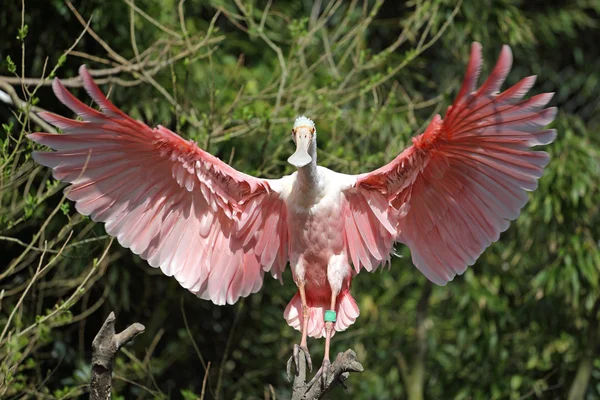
283,290,360,339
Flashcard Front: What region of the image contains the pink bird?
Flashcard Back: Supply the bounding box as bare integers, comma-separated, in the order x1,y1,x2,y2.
28,43,556,385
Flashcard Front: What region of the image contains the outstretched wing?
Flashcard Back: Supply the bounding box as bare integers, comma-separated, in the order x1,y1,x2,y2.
28,66,288,305
343,43,556,283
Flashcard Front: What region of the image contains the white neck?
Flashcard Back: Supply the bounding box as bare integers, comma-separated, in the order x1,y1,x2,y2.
296,140,318,188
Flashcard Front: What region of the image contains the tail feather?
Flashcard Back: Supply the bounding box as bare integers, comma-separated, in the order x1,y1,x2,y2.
284,290,359,339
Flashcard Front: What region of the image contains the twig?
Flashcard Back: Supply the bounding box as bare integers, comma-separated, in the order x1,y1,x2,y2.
291,349,364,400
200,362,211,400
0,242,47,344
0,82,56,133
66,0,129,66
215,301,243,400
234,0,287,112
90,312,145,400
123,0,182,39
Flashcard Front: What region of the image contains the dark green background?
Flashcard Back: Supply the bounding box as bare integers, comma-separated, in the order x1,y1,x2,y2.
1,1,599,398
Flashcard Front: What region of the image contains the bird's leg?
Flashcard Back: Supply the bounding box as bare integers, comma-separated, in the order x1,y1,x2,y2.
309,290,338,388
321,291,337,385
287,280,312,380
299,281,310,352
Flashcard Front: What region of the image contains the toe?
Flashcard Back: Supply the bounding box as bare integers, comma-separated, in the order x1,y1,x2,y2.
293,344,300,371
321,359,331,387
286,355,294,382
300,345,312,372
287,344,312,381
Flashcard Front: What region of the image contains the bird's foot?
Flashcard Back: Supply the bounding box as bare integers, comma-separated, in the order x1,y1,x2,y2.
286,344,312,381
307,358,331,388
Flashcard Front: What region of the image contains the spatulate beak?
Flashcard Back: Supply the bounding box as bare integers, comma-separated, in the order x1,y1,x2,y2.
288,133,312,168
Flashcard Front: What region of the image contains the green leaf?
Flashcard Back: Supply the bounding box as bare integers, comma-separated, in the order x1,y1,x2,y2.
5,55,16,74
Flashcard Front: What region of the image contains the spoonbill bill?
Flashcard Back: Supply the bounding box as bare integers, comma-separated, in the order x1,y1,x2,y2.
28,42,556,384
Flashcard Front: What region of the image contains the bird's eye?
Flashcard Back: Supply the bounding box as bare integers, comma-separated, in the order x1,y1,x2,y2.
310,127,315,134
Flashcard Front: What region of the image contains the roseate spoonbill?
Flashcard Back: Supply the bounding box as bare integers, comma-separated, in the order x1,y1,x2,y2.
28,42,556,384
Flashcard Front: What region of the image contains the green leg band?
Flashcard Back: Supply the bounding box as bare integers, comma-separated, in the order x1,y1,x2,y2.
324,310,337,322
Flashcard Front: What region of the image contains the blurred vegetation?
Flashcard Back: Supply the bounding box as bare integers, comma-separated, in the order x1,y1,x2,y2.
0,0,599,399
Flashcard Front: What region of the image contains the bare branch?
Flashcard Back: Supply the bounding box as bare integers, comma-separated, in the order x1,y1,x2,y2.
291,349,364,400
90,312,145,400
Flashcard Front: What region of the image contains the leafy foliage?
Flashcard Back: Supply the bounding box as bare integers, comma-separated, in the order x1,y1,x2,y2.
0,0,598,399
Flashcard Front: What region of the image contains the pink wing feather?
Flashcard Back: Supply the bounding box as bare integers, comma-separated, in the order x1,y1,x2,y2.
346,43,556,284
28,66,288,304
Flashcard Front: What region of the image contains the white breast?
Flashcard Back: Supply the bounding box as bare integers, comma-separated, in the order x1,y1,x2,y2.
283,167,355,282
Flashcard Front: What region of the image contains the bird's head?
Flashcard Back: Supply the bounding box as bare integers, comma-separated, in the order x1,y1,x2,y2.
288,116,316,168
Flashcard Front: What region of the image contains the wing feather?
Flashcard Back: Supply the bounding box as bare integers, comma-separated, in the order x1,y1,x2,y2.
346,43,555,282
28,65,289,305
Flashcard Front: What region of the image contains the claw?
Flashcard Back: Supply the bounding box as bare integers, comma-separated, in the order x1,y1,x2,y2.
286,344,312,381
307,358,332,388
301,345,312,372
286,354,294,382
293,344,300,373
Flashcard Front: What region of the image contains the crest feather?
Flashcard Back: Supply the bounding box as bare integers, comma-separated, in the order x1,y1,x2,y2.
294,116,315,129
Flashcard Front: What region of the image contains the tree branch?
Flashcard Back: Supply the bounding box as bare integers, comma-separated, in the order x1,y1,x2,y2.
0,81,57,133
291,349,364,400
90,312,145,400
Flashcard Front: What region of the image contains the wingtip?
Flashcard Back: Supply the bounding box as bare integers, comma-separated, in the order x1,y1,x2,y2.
499,44,513,67
29,150,42,164
470,41,483,63
546,106,558,123
454,42,484,102
521,75,538,92
27,132,47,142
51,76,63,98
78,64,92,90
431,274,450,287
26,133,52,148
78,64,92,84
36,111,53,124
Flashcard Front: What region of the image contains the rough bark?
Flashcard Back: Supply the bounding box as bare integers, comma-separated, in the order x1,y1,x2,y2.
89,312,145,400
291,349,364,400
88,311,362,399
